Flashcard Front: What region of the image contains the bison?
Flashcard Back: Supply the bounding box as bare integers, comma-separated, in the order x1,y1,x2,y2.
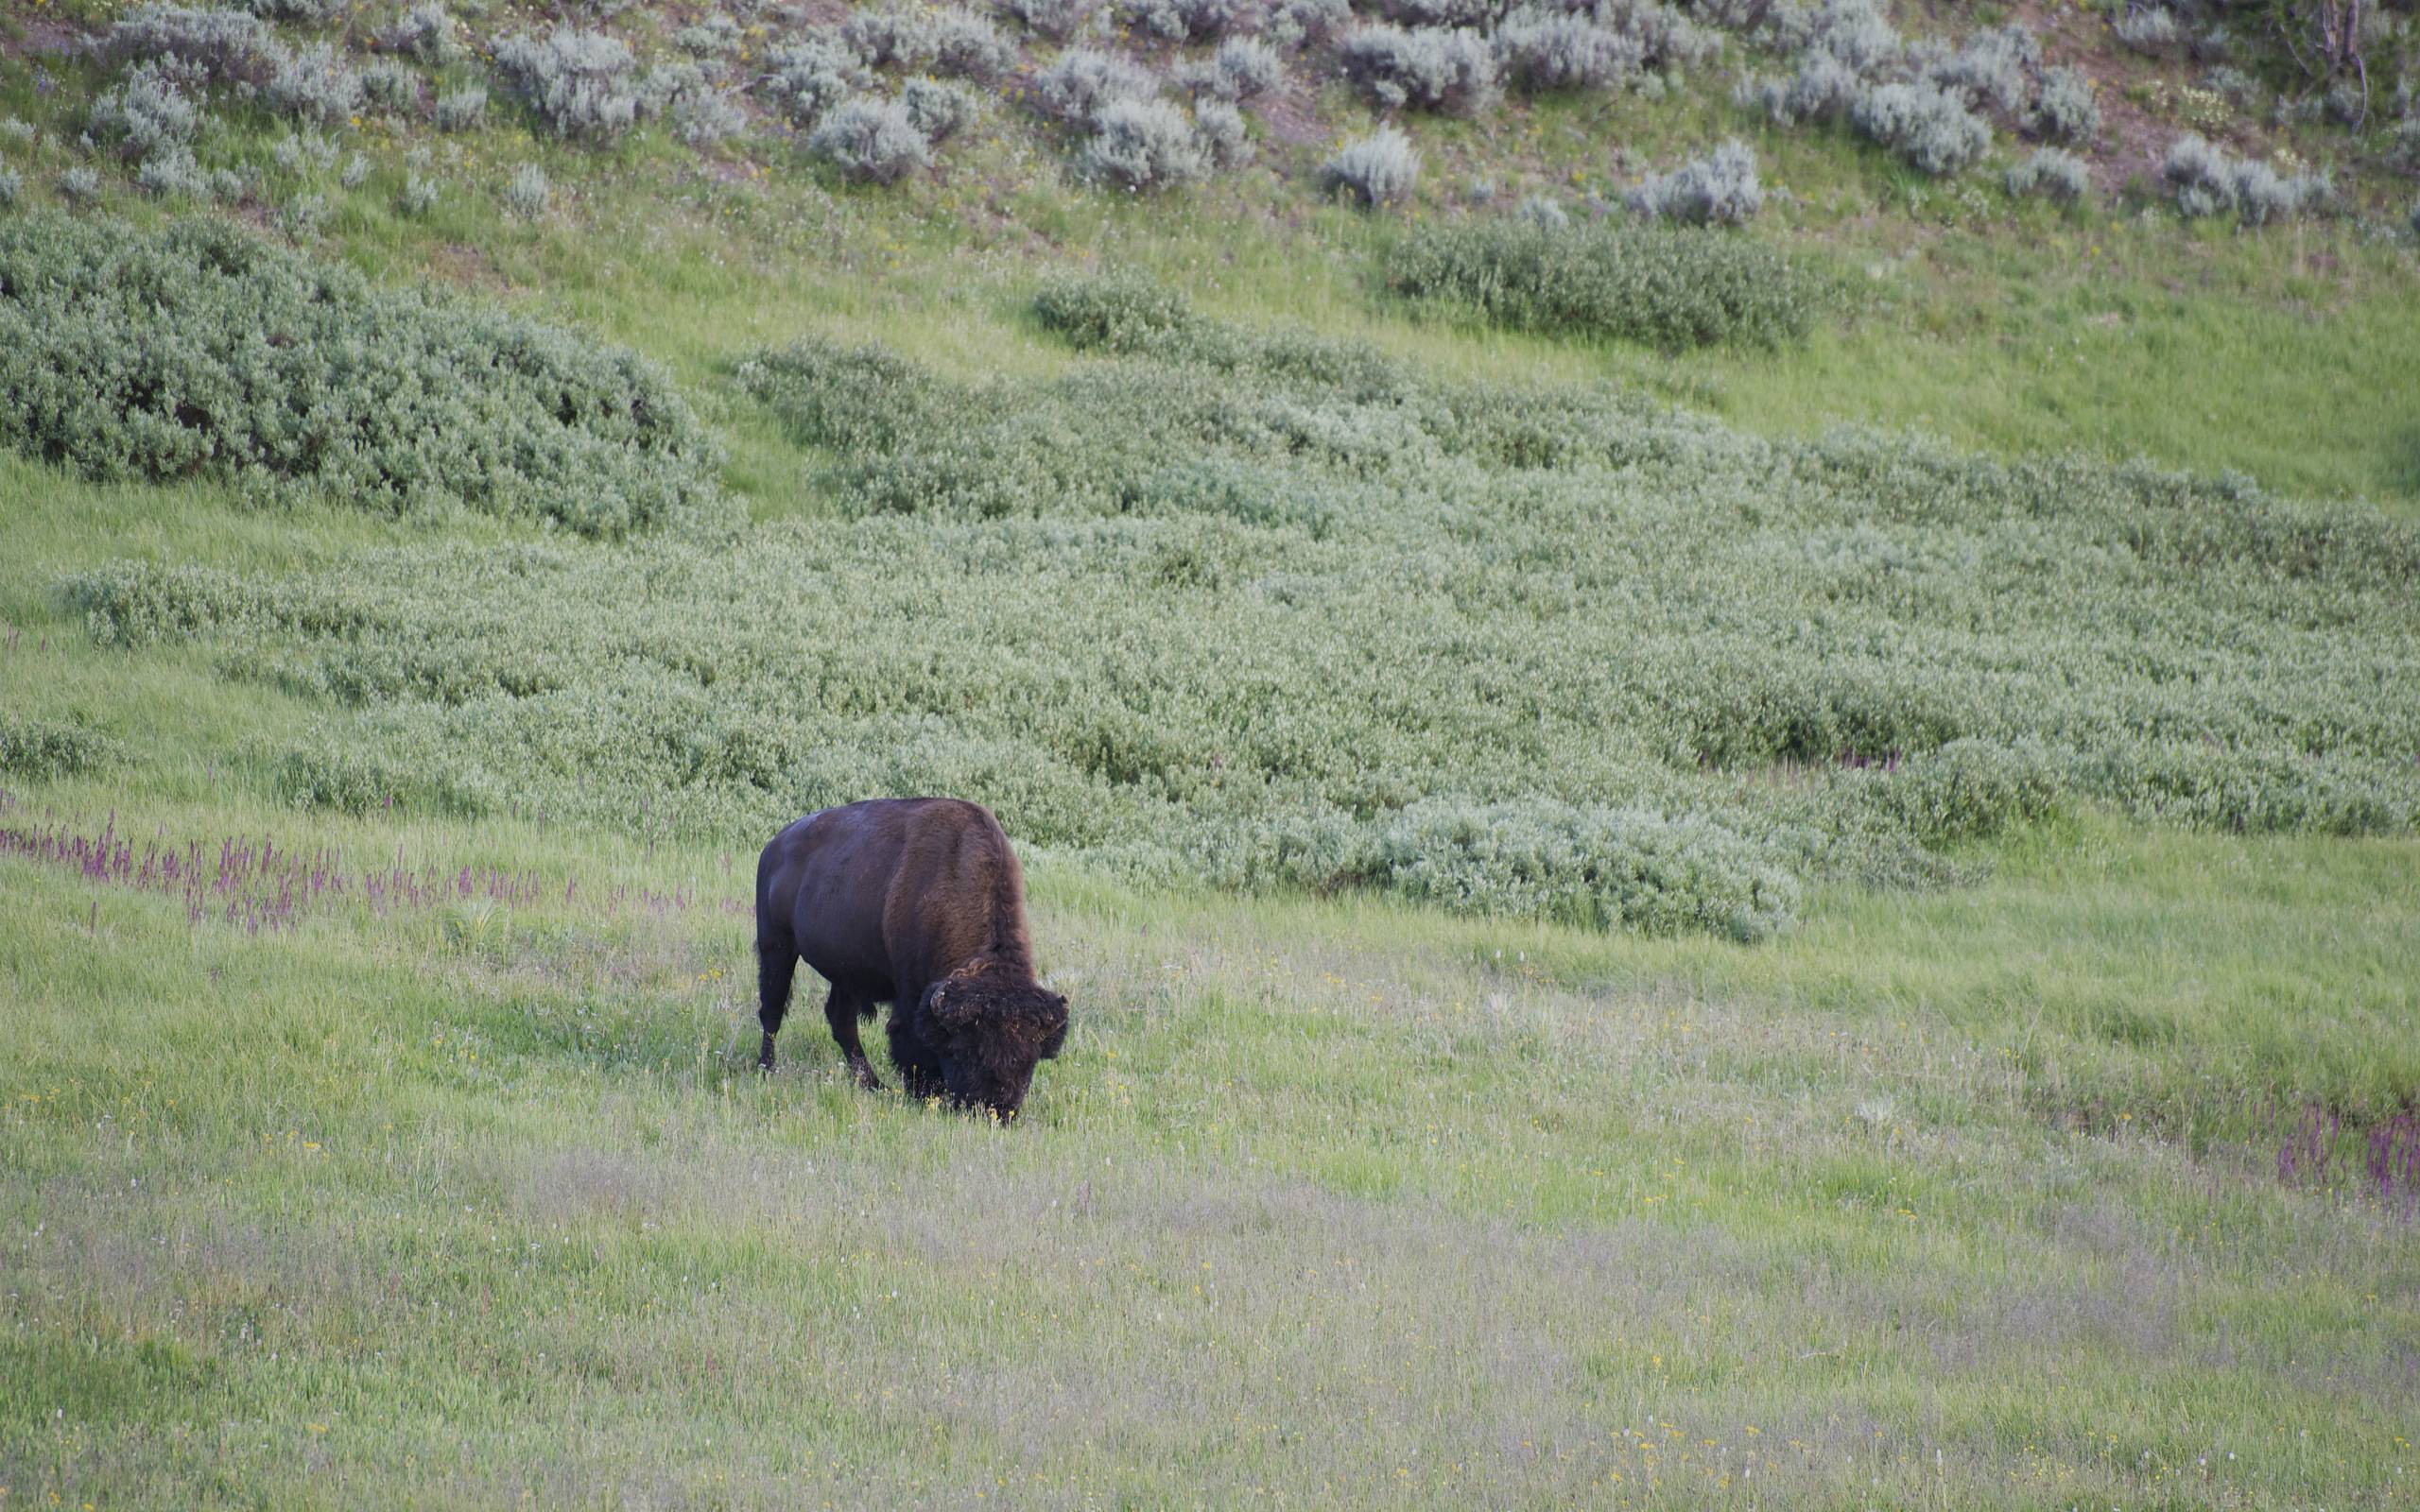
755,798,1068,1121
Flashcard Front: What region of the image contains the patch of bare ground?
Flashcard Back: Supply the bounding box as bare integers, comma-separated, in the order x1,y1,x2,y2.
0,17,88,61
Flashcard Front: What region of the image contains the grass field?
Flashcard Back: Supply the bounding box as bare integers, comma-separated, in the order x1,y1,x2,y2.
7,2,2420,1504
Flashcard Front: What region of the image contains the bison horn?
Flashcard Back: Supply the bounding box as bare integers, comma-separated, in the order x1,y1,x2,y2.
924,979,982,1029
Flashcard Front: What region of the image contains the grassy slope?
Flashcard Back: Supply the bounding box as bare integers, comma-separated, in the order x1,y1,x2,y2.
5,11,2420,1507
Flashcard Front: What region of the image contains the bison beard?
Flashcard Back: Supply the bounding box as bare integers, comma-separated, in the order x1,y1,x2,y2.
753,798,1068,1122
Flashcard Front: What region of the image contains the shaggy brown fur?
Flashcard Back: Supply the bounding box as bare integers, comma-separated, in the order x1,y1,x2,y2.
754,799,1068,1121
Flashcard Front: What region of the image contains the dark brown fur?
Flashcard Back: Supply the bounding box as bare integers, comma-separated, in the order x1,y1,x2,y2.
754,798,1067,1121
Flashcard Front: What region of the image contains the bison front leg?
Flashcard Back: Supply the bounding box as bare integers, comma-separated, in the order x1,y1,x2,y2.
825,986,885,1091
887,1018,944,1102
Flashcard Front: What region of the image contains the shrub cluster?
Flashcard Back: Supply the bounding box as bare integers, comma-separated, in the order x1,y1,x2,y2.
1086,98,1237,189
0,715,122,782
2027,63,2100,144
810,97,933,183
1340,25,1503,115
2004,146,2090,203
1495,11,1646,93
1030,48,1164,122
0,214,725,536
1319,125,1422,207
1118,0,1245,43
1625,138,1762,224
493,28,642,143
375,2,463,68
1175,38,1283,102
1849,81,1990,176
79,280,2417,936
758,39,869,126
107,5,363,127
2162,133,2329,224
1382,216,1821,347
1002,0,1101,42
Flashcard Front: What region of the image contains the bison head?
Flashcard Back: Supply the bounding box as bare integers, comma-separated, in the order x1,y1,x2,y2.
923,977,1069,1123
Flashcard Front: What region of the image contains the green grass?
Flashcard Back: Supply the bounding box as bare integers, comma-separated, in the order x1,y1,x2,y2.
3,794,2415,1506
6,11,2420,1504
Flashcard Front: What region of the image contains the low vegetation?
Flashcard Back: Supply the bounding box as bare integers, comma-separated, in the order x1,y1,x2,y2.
0,214,724,537
1381,216,1822,347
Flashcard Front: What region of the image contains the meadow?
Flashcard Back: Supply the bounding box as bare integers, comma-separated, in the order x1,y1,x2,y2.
6,0,2420,1504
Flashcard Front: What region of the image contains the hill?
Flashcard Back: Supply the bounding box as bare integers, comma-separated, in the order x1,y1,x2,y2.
3,1,2418,1506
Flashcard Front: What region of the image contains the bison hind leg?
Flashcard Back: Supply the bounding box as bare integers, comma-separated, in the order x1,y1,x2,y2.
756,937,798,1073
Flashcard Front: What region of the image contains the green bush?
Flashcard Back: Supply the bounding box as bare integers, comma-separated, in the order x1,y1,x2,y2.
64,283,2420,939
1381,217,1824,349
0,716,123,782
0,215,725,537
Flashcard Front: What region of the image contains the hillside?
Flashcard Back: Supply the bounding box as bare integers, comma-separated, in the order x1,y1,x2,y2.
4,0,2419,1506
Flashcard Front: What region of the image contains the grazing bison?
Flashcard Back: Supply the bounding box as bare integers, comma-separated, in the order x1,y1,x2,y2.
755,799,1068,1121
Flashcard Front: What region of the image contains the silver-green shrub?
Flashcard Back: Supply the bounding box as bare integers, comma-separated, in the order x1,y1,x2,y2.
1029,48,1163,121
2116,6,2180,56
1385,215,1819,346
433,83,487,130
842,7,1011,76
1922,21,2035,115
1177,37,1283,102
809,96,932,183
2162,133,2327,224
676,14,744,56
1117,0,1245,43
901,77,979,144
2026,63,2099,143
1747,0,1897,123
377,2,464,67
280,190,326,238
0,169,20,209
1265,0,1351,48
107,7,283,88
267,43,366,127
399,171,439,215
2204,64,2260,106
1748,49,1858,123
1081,97,1212,191
1193,98,1252,166
88,60,203,161
503,161,549,217
839,8,933,67
1587,0,1720,70
1625,138,1762,224
0,214,723,534
57,168,103,205
135,145,215,198
1340,25,1503,115
493,28,641,143
1495,11,1645,93
925,9,1019,81
1851,80,1990,175
361,60,420,113
240,0,348,23
758,39,869,126
673,84,749,146
1317,124,1421,207
1001,0,1101,41
2003,146,2089,202
1513,193,1568,227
